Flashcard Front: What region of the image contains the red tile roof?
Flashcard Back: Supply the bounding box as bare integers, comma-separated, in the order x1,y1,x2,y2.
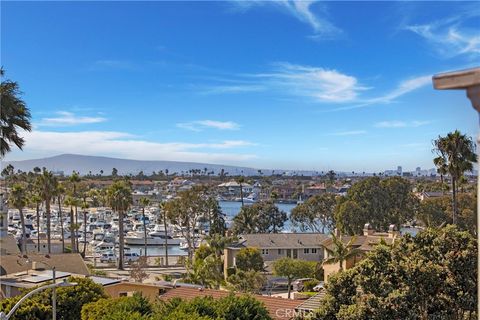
159,286,302,320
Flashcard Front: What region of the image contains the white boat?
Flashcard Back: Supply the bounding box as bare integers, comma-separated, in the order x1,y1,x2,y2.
95,241,115,252
179,239,203,251
124,232,182,246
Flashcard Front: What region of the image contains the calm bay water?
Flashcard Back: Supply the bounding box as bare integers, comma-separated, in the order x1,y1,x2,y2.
129,201,298,256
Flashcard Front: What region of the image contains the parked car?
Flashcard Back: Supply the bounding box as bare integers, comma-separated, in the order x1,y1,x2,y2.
100,252,116,263
125,252,140,263
292,278,315,292
313,282,325,292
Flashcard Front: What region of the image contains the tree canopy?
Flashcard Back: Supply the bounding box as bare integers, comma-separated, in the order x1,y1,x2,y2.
335,177,418,235
315,226,477,320
232,200,287,234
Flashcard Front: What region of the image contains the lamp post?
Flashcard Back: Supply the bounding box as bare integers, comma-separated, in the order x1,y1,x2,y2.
0,280,77,320
21,256,58,320
432,66,480,315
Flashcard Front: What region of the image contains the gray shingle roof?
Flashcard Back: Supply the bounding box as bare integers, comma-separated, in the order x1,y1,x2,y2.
237,233,329,249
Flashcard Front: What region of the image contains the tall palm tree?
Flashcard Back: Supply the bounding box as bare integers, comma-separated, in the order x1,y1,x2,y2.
138,197,150,256
81,197,89,257
323,233,361,271
159,202,169,267
69,171,81,244
56,183,66,252
30,193,42,252
35,168,58,254
433,156,448,194
107,180,132,270
8,184,28,253
0,68,32,158
433,130,477,224
64,196,77,253
236,176,245,207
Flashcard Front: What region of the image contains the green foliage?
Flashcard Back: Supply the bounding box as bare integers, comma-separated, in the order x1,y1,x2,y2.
303,279,320,292
153,294,272,320
335,177,418,235
235,247,264,272
290,193,337,233
185,244,224,289
416,193,477,234
273,258,316,298
0,277,106,320
314,226,477,319
227,270,266,293
323,234,362,271
232,200,287,234
81,293,152,320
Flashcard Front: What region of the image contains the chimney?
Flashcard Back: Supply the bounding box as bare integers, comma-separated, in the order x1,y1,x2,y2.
388,224,399,238
363,223,374,236
334,228,341,237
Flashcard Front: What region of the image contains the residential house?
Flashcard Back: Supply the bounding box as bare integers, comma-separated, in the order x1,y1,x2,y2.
321,224,400,282
224,233,329,276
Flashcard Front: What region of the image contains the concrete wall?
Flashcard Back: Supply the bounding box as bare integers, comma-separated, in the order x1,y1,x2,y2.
104,282,165,300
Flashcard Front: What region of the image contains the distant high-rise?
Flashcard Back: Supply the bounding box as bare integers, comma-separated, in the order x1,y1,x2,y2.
397,166,402,175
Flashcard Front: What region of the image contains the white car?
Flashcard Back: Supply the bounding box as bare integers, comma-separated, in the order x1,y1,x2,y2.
313,282,325,292
125,252,141,263
100,252,116,263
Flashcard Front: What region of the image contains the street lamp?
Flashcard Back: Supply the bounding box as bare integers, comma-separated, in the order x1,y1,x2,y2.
17,255,61,320
432,66,480,315
0,280,77,320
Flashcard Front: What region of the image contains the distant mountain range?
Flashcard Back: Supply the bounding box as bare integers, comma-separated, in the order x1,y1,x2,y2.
3,154,315,176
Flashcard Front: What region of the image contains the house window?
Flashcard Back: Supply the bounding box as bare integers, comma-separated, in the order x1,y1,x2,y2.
311,248,317,254
262,249,269,255
278,249,283,255
119,292,127,297
304,248,309,254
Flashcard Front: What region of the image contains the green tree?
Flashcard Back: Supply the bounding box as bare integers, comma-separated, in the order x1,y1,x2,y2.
323,233,362,272
35,168,58,253
0,277,106,320
273,257,315,299
315,226,477,320
138,197,150,256
107,180,133,270
433,130,477,224
232,200,287,234
29,193,43,252
8,183,28,253
291,193,337,233
164,188,208,262
226,269,266,294
334,177,418,235
0,68,32,157
235,247,264,272
81,293,151,320
206,196,226,236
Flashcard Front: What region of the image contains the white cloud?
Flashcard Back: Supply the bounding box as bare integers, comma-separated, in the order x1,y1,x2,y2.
405,10,480,58
231,0,341,38
331,75,432,111
375,120,431,128
255,62,366,103
177,120,240,131
39,111,106,126
328,130,367,136
15,130,257,163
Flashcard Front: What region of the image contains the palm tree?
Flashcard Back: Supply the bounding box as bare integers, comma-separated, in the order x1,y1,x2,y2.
64,196,77,253
35,168,58,254
8,184,28,253
236,176,245,207
433,130,477,224
56,183,66,253
323,233,361,271
81,197,89,257
69,171,81,244
433,156,448,194
0,68,32,158
138,197,150,256
159,202,169,267
30,193,42,252
107,180,132,270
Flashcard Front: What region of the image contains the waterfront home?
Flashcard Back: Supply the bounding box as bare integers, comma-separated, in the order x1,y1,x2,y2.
223,233,329,276
321,224,400,281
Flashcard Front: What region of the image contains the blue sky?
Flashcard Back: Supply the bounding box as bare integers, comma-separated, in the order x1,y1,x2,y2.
2,1,479,172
